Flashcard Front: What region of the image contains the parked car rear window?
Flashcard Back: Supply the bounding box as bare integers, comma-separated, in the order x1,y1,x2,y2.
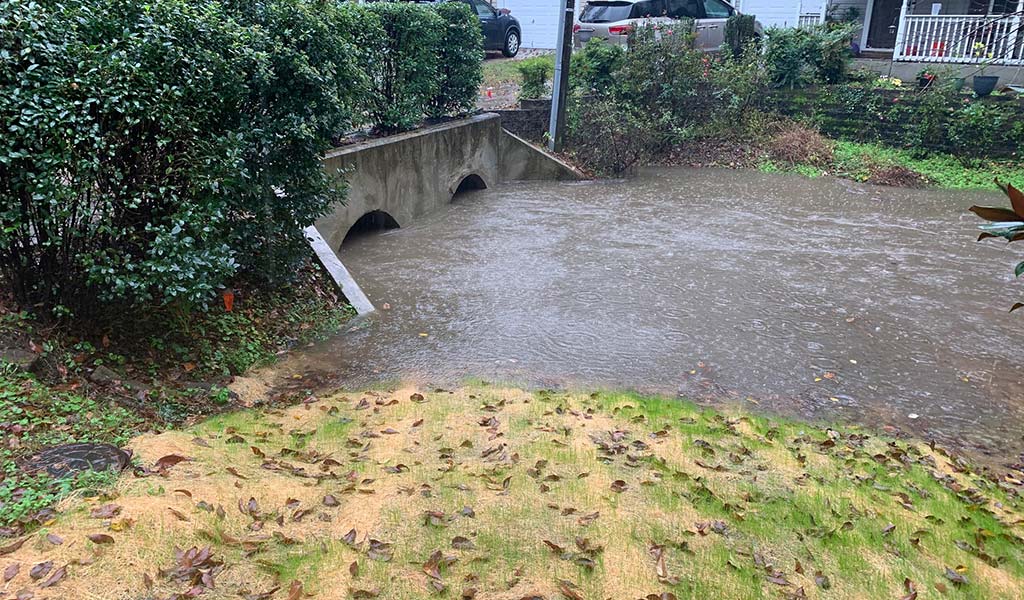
579,2,634,22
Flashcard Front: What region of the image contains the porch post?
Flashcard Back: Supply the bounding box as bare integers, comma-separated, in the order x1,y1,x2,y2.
1014,0,1024,62
892,0,912,60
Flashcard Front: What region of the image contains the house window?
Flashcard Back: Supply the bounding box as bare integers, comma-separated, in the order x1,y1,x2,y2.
667,0,701,18
702,0,734,17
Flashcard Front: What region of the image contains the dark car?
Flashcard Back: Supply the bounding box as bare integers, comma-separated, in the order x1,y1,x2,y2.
426,0,522,57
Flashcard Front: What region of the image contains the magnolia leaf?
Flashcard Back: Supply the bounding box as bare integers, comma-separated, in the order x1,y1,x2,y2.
970,205,1022,222
996,179,1024,217
1010,303,1024,313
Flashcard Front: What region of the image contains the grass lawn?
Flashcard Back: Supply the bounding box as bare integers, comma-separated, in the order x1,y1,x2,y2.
481,54,555,88
759,141,1024,190
5,386,1021,599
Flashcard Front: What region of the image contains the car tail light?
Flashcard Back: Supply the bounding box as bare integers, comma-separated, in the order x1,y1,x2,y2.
608,25,633,35
572,23,581,33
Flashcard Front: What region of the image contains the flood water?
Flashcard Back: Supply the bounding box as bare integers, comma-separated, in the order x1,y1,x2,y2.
288,168,1024,466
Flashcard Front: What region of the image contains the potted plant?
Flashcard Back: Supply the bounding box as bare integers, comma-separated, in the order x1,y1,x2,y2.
972,42,999,96
917,67,937,89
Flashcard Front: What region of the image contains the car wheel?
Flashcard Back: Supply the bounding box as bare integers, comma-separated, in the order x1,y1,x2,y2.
502,29,520,58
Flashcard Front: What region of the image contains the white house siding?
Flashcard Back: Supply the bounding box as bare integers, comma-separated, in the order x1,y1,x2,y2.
493,0,587,49
735,0,802,27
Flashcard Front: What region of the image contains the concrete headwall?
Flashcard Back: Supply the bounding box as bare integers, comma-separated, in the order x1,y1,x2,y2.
315,113,580,250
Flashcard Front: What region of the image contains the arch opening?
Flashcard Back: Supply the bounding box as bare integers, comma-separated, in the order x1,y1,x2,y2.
453,174,487,198
343,210,399,245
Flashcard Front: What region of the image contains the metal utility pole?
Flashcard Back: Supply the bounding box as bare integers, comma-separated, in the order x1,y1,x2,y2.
548,0,574,152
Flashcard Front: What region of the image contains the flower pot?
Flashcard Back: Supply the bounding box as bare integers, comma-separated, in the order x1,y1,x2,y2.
973,75,999,96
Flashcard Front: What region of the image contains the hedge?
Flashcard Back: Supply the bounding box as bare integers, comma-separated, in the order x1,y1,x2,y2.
769,86,1024,159
0,0,482,317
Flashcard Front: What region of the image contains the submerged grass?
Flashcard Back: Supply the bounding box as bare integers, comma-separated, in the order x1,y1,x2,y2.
2,386,1022,599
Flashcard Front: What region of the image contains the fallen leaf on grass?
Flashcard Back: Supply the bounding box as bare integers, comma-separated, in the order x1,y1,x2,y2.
87,534,114,544
944,567,968,586
349,561,359,577
814,571,830,590
288,580,303,600
4,563,19,582
155,454,191,471
29,561,52,580
558,579,584,600
900,578,918,600
0,536,25,552
323,494,340,507
167,507,190,521
452,536,475,550
610,480,628,493
240,587,280,600
38,566,65,588
350,589,380,598
90,504,121,519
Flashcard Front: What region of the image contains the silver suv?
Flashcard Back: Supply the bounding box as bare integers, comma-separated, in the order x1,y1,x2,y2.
573,0,759,52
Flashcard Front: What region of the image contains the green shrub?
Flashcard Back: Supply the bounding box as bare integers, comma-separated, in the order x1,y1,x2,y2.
566,98,652,176
948,100,1014,161
427,0,484,119
724,14,758,58
0,0,333,315
811,22,858,84
765,23,856,88
517,57,552,100
570,38,625,94
1,0,485,318
706,43,769,131
613,22,705,145
363,2,443,132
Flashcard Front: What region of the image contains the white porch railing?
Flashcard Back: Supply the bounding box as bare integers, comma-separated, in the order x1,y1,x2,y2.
798,12,824,28
894,14,1024,65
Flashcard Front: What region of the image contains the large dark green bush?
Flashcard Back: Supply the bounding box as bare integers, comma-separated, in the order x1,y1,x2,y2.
0,0,482,318
363,2,443,132
570,38,625,94
1,0,251,314
428,0,484,119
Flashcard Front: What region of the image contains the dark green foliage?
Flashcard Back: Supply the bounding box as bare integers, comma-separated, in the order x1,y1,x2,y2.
612,23,706,145
565,98,651,176
428,1,484,119
0,0,481,318
363,2,443,132
0,0,351,315
570,38,625,94
724,14,758,58
948,101,1016,161
516,57,553,100
764,23,856,88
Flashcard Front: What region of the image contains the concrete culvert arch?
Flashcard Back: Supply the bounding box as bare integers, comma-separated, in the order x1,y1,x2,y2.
453,174,487,198
342,210,400,246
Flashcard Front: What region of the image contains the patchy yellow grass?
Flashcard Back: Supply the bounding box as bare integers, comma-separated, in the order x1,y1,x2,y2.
2,387,1023,600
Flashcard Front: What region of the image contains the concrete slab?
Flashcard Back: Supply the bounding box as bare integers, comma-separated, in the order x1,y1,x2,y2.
303,225,374,316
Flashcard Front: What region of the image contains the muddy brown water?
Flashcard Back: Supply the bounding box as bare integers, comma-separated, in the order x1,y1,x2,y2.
283,168,1024,467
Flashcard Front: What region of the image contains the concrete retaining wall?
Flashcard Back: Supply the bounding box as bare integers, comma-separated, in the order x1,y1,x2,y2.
315,113,580,250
